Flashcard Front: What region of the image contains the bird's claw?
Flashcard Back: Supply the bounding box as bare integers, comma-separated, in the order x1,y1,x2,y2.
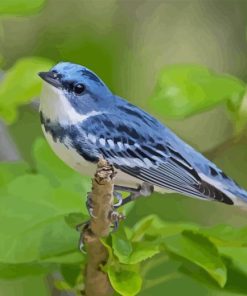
109,210,125,232
113,191,123,207
86,192,97,218
76,220,90,253
76,211,125,253
89,207,97,219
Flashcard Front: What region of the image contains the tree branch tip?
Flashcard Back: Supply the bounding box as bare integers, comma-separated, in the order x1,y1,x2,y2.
94,158,116,184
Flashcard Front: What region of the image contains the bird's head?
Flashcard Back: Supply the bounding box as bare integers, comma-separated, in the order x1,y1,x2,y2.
38,62,113,121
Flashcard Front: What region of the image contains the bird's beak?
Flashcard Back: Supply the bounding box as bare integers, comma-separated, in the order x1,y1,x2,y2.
38,71,62,88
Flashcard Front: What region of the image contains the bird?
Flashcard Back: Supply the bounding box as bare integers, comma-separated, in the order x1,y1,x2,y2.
38,61,247,212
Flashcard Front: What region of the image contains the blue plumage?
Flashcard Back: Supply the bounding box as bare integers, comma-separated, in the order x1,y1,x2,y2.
38,62,247,207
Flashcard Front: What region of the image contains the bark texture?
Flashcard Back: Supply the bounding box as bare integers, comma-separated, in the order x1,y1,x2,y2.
84,159,116,296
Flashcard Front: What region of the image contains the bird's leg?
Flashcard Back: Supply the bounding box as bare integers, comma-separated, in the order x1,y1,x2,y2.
114,182,154,209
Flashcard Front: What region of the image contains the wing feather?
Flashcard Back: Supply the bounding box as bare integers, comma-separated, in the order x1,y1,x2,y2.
82,113,234,205
97,137,213,199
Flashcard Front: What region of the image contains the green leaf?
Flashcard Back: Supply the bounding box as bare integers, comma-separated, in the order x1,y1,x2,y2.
0,57,53,123
0,0,46,16
64,213,87,229
126,241,160,264
199,224,247,247
111,215,197,265
108,264,142,296
42,251,84,264
0,161,29,187
112,226,133,261
219,247,247,269
164,230,227,287
0,174,85,264
131,214,197,241
131,215,160,241
32,138,90,195
100,237,114,273
0,262,56,279
112,226,160,264
0,275,50,296
223,258,247,294
60,264,81,287
179,261,222,290
181,257,247,294
149,64,245,119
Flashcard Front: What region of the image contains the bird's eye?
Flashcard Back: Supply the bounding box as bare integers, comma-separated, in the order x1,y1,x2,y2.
73,84,85,95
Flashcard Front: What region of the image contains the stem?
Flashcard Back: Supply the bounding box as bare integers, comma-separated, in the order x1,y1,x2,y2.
83,159,116,296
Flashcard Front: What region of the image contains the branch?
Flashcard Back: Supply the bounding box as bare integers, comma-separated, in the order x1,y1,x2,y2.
83,159,116,296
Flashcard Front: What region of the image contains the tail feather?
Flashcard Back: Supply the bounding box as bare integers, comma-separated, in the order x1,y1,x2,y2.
196,180,234,205
198,172,247,207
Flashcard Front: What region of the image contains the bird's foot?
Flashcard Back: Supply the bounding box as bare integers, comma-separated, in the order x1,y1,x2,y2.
76,220,90,253
85,192,97,218
109,210,125,231
114,182,154,209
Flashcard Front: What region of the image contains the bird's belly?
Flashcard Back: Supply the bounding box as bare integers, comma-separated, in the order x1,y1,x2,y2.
42,128,170,194
42,128,96,176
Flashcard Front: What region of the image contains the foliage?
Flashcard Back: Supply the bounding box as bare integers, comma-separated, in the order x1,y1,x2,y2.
0,57,53,123
2,140,247,295
1,3,247,295
149,64,246,121
0,139,87,279
0,0,46,16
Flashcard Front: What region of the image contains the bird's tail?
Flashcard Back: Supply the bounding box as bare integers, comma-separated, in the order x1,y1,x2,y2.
197,173,247,208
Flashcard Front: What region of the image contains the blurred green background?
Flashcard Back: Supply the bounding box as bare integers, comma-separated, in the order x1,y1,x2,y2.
1,0,247,295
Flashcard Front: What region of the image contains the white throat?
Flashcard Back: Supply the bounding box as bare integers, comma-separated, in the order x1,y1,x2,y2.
39,82,101,124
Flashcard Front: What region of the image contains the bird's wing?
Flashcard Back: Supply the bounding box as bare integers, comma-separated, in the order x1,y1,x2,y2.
98,139,233,204
82,113,233,205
